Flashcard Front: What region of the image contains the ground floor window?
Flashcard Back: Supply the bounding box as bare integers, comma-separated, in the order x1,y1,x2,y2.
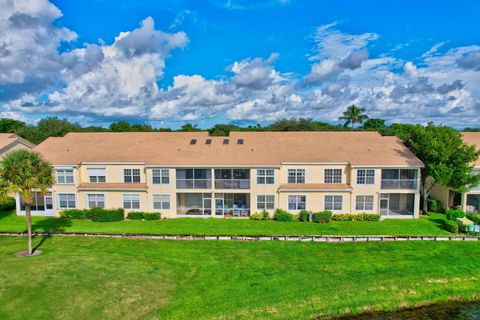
58,193,76,209
355,195,374,210
123,194,140,209
257,195,275,210
324,195,342,211
466,194,480,213
288,195,306,210
20,192,53,211
87,194,105,209
153,194,170,210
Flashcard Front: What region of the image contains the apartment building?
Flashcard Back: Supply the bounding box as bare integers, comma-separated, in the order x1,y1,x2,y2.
0,133,35,158
18,131,423,218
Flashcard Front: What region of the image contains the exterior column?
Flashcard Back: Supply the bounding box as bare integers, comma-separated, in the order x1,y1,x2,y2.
414,193,420,218
211,168,215,216
461,193,467,212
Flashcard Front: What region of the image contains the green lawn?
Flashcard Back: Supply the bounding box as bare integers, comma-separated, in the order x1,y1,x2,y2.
0,210,451,236
0,236,479,319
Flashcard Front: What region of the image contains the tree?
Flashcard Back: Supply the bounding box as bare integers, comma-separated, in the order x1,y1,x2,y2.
0,118,25,133
404,124,480,213
16,117,81,144
339,105,369,128
109,121,131,132
0,150,54,255
179,123,201,132
361,118,386,131
266,118,347,132
209,124,242,136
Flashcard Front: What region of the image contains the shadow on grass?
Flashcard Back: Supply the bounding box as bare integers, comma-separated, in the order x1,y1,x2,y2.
32,218,72,252
0,209,15,221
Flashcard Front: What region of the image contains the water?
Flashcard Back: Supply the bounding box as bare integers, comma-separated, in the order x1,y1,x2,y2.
332,302,480,320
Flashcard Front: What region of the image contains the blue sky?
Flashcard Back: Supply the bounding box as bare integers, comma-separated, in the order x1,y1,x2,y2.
1,0,480,128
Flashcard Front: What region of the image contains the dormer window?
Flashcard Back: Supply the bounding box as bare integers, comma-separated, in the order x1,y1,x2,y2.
223,139,229,145
206,139,212,145
190,139,197,145
237,139,244,145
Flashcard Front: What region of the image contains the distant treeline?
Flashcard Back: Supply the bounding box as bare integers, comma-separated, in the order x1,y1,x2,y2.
0,117,473,145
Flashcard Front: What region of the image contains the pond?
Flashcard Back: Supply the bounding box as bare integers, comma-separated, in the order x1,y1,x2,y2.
332,302,480,320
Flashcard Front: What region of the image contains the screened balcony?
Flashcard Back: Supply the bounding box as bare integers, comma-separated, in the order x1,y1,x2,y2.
214,169,250,189
176,169,212,189
379,193,415,216
381,169,417,190
214,193,250,217
176,193,212,216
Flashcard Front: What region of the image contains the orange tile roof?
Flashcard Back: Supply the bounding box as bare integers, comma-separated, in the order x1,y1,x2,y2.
35,131,423,166
279,183,352,191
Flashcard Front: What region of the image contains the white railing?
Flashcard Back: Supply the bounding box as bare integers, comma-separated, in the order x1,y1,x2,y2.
214,179,250,189
381,179,417,190
176,179,212,189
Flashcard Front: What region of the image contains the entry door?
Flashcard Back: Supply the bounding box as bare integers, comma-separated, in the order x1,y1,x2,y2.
380,194,389,215
215,198,224,216
203,197,212,215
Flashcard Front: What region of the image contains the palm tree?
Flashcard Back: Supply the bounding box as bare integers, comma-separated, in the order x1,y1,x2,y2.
339,104,369,128
0,150,54,255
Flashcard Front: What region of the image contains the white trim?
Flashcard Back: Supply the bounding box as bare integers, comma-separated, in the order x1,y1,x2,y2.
351,164,424,168
278,188,352,192
282,162,349,165
78,187,147,191
146,164,281,168
82,162,145,165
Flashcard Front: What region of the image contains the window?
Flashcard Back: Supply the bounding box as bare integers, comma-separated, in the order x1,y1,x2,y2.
87,194,105,208
223,139,229,144
324,169,342,184
88,167,106,183
206,139,212,145
356,195,374,210
123,194,140,209
288,195,306,210
237,139,244,145
58,193,76,209
257,195,275,210
288,169,305,184
381,169,417,189
257,169,275,184
20,192,52,211
153,194,170,210
357,169,375,184
56,169,74,184
124,169,141,183
324,195,342,211
190,139,197,145
152,169,169,184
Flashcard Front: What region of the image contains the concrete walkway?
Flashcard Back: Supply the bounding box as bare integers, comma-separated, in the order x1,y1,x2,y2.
1,232,479,242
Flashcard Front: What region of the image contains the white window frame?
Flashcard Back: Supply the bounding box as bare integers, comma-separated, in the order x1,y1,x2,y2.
357,169,375,185
355,195,374,211
287,169,305,184
324,169,342,184
257,195,275,210
288,195,306,210
87,193,105,209
153,194,170,210
257,169,275,184
56,168,74,185
57,193,76,209
88,167,106,183
324,195,342,211
123,194,140,210
152,169,169,184
124,168,141,183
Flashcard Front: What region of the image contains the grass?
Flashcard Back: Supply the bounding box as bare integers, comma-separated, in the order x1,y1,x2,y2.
0,210,451,236
1,236,479,319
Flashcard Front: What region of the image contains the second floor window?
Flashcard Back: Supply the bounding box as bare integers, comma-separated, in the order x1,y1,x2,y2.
288,169,305,184
257,169,274,184
357,169,375,184
88,167,106,183
124,169,141,183
56,169,74,184
324,169,342,184
152,169,169,184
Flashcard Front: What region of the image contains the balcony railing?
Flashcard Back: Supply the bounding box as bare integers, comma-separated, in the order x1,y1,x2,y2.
176,179,212,189
381,179,417,190
214,179,250,189
215,207,250,217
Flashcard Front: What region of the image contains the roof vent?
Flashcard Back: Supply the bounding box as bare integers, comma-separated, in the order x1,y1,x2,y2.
206,139,212,145
237,139,244,145
223,139,229,145
190,139,197,145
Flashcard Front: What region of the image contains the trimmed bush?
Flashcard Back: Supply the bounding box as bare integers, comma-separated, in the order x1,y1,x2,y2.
444,220,459,233
313,211,332,224
274,209,294,222
127,212,144,220
445,209,465,221
299,209,310,222
143,212,161,220
261,209,270,220
466,213,480,224
89,208,124,222
357,213,381,221
250,212,263,220
61,209,89,219
0,197,15,211
332,214,355,221
427,197,443,213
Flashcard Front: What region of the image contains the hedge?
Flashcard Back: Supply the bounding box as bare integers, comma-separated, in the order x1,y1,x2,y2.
332,213,381,222
444,220,459,233
274,209,294,222
89,208,124,222
143,212,161,220
313,211,332,224
298,209,310,222
0,197,15,211
445,209,465,221
466,213,480,224
127,212,144,220
61,209,89,219
427,197,443,213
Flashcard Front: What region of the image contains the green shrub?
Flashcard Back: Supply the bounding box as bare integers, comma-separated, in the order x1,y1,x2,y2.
313,211,332,224
250,212,263,220
466,213,480,224
261,209,270,220
142,212,160,220
445,209,465,221
357,213,381,221
332,214,355,221
0,197,15,211
61,209,89,219
127,212,144,220
274,209,294,222
299,209,310,222
427,197,443,213
89,208,124,222
444,220,459,233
